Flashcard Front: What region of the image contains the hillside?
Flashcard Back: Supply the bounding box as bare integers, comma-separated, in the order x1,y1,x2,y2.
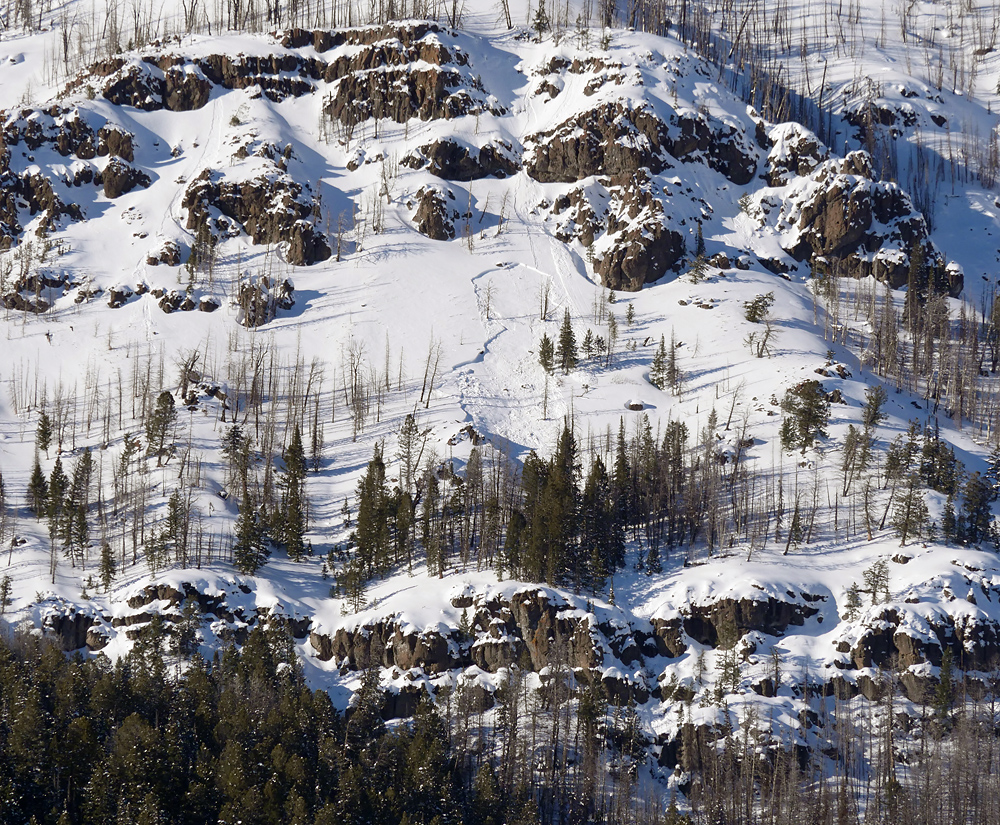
2,0,1000,820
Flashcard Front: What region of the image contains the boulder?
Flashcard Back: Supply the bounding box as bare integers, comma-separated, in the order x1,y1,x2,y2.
99,157,151,198
413,186,458,241
407,137,520,181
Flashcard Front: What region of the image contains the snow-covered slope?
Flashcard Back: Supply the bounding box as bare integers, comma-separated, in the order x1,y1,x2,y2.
2,0,1000,792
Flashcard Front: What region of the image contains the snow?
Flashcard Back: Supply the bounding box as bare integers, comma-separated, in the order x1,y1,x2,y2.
0,0,999,802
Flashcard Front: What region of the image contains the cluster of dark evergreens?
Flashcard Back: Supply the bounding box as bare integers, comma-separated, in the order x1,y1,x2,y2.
341,385,1000,599
347,415,701,595
8,619,1000,824
0,622,549,825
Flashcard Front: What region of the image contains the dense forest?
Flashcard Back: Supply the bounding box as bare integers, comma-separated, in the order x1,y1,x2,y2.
5,618,1000,824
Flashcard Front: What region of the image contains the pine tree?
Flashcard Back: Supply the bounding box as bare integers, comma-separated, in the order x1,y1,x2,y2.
943,494,958,543
862,559,891,605
538,333,554,373
934,647,954,719
665,331,681,393
232,491,266,574
893,472,929,546
581,328,594,359
355,443,391,577
0,574,11,614
649,335,667,390
779,380,831,453
36,410,52,458
145,391,177,466
862,384,889,430
277,426,308,561
904,241,928,330
47,456,68,532
555,309,578,374
99,542,116,591
222,424,252,497
27,455,48,518
843,582,863,621
532,0,550,39
962,471,994,545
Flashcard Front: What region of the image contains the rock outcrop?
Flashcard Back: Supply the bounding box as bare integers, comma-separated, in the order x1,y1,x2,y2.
526,101,671,184
412,185,459,240
593,172,686,291
98,156,151,198
182,167,330,265
404,137,520,181
773,151,961,295
234,275,295,328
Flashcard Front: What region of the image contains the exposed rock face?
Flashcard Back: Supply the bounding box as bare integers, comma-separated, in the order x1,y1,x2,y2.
98,156,151,198
526,99,758,185
774,151,960,295
146,238,182,266
405,137,520,181
182,167,330,265
97,125,135,161
683,596,819,646
766,123,827,186
596,221,685,291
325,66,492,125
107,285,133,308
43,608,97,651
235,275,295,328
413,185,458,240
667,110,759,185
593,173,685,291
526,102,671,184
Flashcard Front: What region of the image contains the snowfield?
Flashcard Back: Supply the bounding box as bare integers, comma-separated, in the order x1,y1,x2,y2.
2,0,1000,806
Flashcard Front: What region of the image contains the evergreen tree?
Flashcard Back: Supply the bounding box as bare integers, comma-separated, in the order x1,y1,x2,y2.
581,328,594,359
397,413,428,496
355,443,391,577
904,241,928,329
420,467,444,576
145,391,177,466
278,426,308,561
962,471,994,545
532,0,550,39
555,309,577,374
538,333,554,373
779,380,830,453
942,494,958,543
934,647,954,720
233,493,267,574
862,384,889,430
843,582,863,621
986,444,1000,503
36,410,52,458
99,542,116,591
0,574,11,614
580,456,624,590
47,457,69,538
892,472,929,546
27,455,48,518
222,424,252,497
665,331,681,393
540,423,579,585
650,335,668,390
862,559,891,605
